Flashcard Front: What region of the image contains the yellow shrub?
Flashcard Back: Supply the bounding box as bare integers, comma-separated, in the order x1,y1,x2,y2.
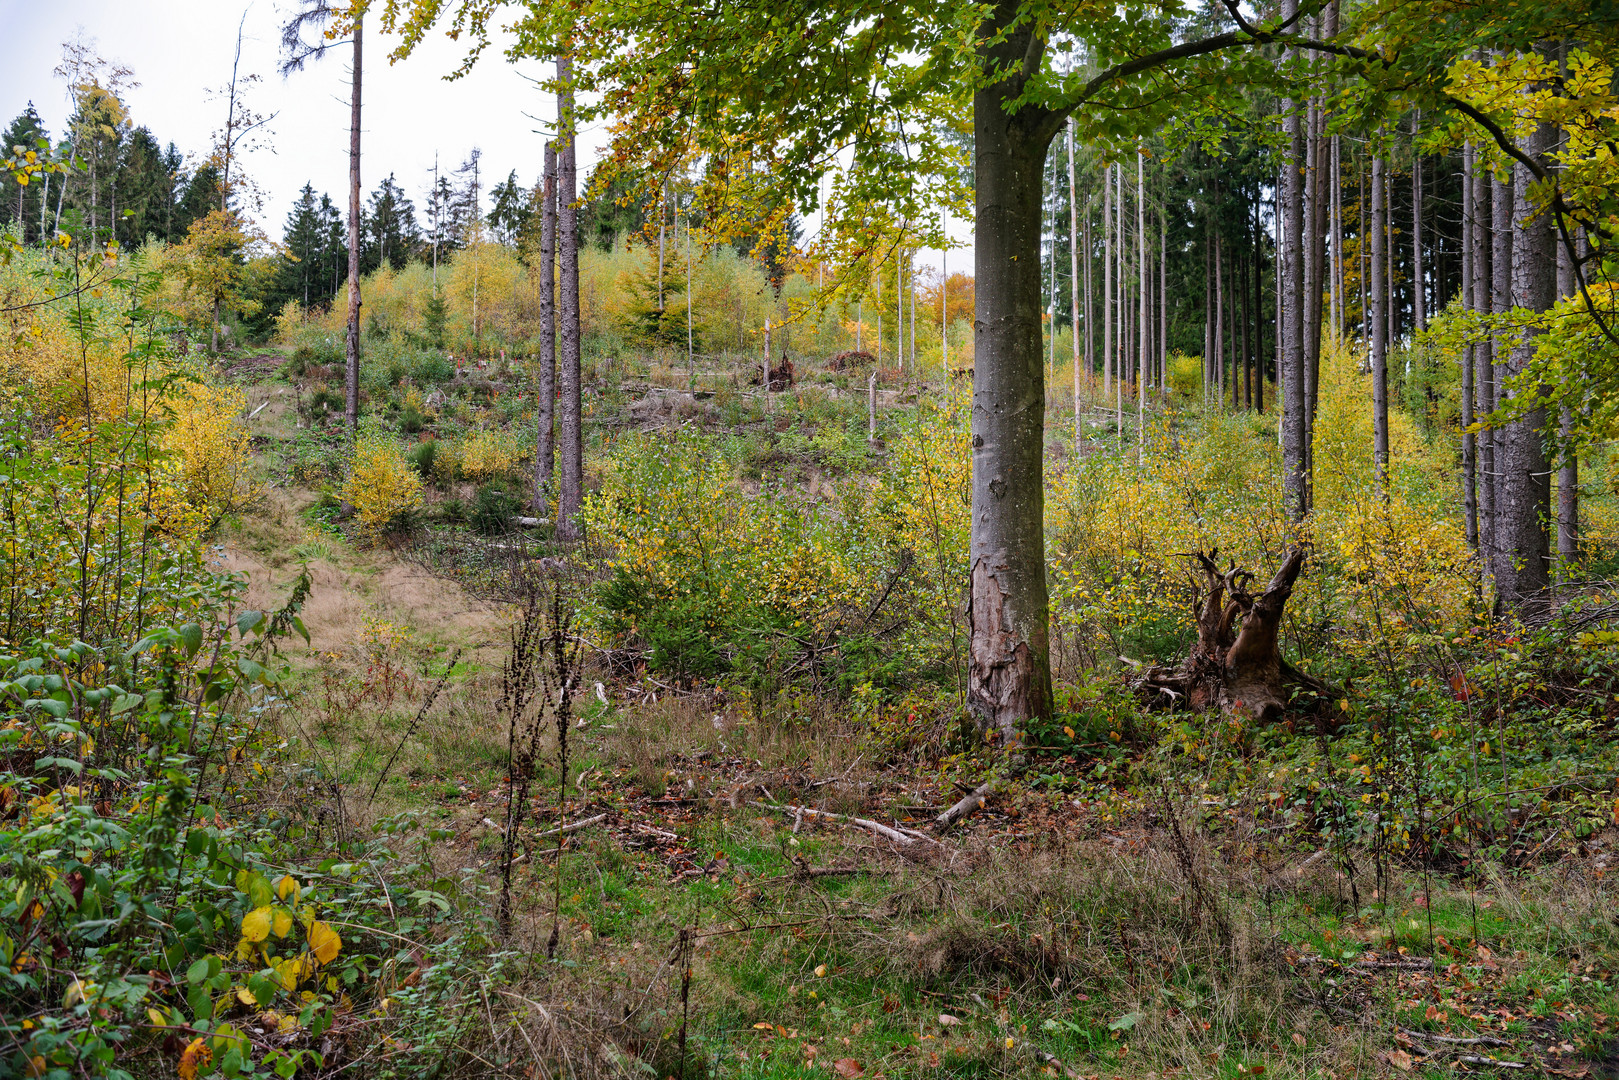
458,428,528,481
343,433,423,538
157,379,256,529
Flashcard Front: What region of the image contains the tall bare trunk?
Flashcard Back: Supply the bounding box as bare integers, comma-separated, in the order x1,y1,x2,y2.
1136,149,1146,451
1103,164,1113,400
967,0,1056,740
1473,138,1495,565
1370,154,1389,493
1460,142,1478,547
1067,118,1081,422
1555,219,1579,575
1412,113,1425,332
1279,0,1308,521
345,15,363,432
556,53,584,542
1492,111,1554,611
535,142,558,507
1488,150,1514,585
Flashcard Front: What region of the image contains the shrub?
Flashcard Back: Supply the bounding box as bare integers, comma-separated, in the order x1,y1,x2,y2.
471,482,520,535
343,430,425,539
407,438,439,479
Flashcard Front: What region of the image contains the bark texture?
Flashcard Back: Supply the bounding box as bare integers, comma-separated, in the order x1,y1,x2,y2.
1370,154,1388,490
968,0,1058,743
1136,547,1340,726
1278,0,1307,521
1492,127,1554,612
345,15,364,432
556,54,585,542
534,142,558,507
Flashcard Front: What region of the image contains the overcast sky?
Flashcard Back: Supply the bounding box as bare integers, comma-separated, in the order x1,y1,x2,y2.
2,0,961,272
0,0,614,234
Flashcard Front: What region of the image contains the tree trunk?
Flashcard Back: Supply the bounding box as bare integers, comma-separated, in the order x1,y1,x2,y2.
1488,151,1514,585
1136,547,1341,725
1279,3,1308,521
1104,164,1113,401
1473,137,1495,566
535,141,558,507
1067,118,1081,426
1412,112,1425,332
1492,119,1554,612
556,53,585,542
1555,221,1578,576
1460,141,1478,548
968,0,1057,741
345,15,364,432
1371,154,1389,492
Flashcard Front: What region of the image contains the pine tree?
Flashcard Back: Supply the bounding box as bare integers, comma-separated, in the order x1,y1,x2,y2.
362,173,420,272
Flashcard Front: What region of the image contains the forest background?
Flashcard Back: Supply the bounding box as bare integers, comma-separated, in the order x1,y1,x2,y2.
4,2,1619,1079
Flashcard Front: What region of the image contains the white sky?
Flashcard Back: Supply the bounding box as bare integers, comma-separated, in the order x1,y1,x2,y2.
1,0,964,273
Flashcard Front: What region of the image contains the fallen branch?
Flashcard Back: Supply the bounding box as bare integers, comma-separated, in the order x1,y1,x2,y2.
1455,1056,1528,1069
933,781,993,833
750,802,942,847
630,822,678,842
530,812,608,840
1400,1029,1513,1049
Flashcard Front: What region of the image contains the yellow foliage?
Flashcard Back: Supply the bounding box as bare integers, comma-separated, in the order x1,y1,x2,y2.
457,427,528,481
156,379,256,529
343,432,424,539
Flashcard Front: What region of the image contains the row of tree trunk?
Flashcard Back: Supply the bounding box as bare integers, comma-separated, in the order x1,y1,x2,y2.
533,56,585,542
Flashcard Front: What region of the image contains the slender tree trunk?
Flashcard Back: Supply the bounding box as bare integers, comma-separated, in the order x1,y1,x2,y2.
535,142,558,507
1555,210,1579,576
968,0,1056,739
1460,142,1478,547
1370,154,1389,492
1474,141,1495,567
1280,0,1308,520
556,52,585,542
1159,205,1167,393
1357,157,1367,340
1203,229,1212,403
1104,164,1113,401
1489,152,1514,584
1412,112,1426,332
1492,113,1554,611
344,15,364,432
1137,149,1146,452
1067,119,1081,423
1084,206,1094,385
1255,195,1265,413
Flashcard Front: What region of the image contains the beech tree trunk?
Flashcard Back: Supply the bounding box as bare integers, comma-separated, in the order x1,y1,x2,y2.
1473,144,1495,565
1488,154,1513,586
1556,227,1579,576
534,141,558,507
345,15,364,432
968,0,1058,742
1493,119,1554,612
1136,547,1340,725
556,54,585,542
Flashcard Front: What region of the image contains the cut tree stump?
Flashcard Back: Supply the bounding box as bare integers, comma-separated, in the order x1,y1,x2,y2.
1134,545,1342,728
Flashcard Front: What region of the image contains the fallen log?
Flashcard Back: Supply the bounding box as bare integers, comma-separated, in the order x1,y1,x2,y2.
750,802,941,847
933,781,994,833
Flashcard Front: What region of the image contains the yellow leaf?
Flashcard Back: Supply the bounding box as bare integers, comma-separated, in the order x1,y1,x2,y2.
178,1038,212,1080
275,957,303,990
309,921,342,965
236,986,258,1006
814,964,827,977
275,875,300,902
241,906,272,942
147,1008,166,1028
272,908,294,939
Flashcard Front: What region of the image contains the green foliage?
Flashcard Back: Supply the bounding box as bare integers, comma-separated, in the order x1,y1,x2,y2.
470,482,520,536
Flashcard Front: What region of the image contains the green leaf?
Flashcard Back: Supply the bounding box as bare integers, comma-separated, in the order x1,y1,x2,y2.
236,610,264,637
186,958,211,985
179,623,204,658
1107,1011,1141,1032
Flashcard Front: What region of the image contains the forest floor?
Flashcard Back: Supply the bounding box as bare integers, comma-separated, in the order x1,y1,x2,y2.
215,350,1619,1080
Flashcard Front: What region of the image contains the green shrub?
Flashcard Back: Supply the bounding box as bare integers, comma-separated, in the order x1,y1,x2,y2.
471,482,520,536
407,438,439,479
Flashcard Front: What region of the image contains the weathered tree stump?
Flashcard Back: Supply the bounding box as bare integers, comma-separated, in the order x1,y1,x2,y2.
1135,545,1342,728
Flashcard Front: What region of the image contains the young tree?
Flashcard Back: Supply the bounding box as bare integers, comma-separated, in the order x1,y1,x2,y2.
283,1,367,431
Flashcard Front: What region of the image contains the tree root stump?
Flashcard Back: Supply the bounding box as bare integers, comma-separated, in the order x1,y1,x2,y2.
1134,545,1344,730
